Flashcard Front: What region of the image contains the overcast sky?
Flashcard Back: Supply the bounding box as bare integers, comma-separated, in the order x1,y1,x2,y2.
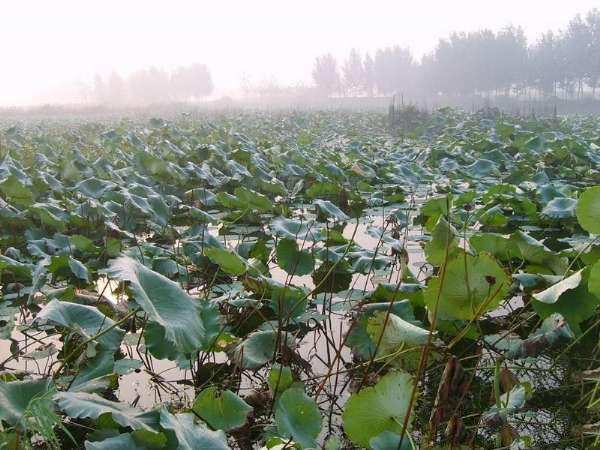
0,0,598,105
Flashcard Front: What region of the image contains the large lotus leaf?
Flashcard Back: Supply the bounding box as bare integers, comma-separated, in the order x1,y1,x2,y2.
143,322,182,361
205,247,247,276
270,217,320,241
349,249,392,274
463,159,499,178
68,350,116,393
75,177,117,199
305,181,340,200
342,371,415,449
533,270,583,304
0,255,33,281
85,433,145,450
370,283,424,308
512,231,568,275
184,188,217,206
270,282,309,320
470,233,520,262
184,206,217,224
192,387,252,431
0,379,53,426
159,409,230,450
105,256,213,354
48,254,90,283
537,183,572,204
55,392,160,432
424,217,459,266
28,202,68,231
423,253,510,321
276,238,314,276
268,364,294,394
591,261,600,298
420,195,452,231
233,330,294,369
0,174,34,206
577,186,600,234
36,300,124,350
314,199,349,221
234,186,272,211
275,387,322,449
367,311,431,353
369,431,414,450
120,191,170,227
532,267,600,331
477,205,508,228
311,260,352,294
513,272,563,291
541,197,577,219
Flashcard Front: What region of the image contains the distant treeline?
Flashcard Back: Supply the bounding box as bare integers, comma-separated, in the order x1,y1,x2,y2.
313,9,600,101
93,64,213,105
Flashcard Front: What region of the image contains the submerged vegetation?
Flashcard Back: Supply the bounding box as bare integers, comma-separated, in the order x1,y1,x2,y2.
0,109,599,449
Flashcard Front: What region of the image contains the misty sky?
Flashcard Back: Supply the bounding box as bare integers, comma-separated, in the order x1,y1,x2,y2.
1,0,598,105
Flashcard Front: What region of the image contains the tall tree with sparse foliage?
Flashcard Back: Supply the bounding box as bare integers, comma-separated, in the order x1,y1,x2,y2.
312,53,340,96
342,49,365,95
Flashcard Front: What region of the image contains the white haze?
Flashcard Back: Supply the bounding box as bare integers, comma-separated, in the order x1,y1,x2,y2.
0,0,597,106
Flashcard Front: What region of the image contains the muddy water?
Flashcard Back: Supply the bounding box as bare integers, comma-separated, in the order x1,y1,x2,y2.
0,204,430,411
115,217,429,408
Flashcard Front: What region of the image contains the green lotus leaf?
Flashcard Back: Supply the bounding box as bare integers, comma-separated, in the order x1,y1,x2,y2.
342,371,415,449
159,409,230,450
541,197,577,219
0,379,54,426
36,300,124,350
424,217,459,265
276,238,314,276
85,433,145,450
314,199,349,221
275,387,322,449
512,231,568,275
192,387,252,431
205,247,247,276
75,177,117,199
268,364,294,395
576,186,600,234
533,270,583,304
234,330,294,369
367,311,431,352
423,253,510,321
105,256,217,353
55,392,160,432
532,267,600,331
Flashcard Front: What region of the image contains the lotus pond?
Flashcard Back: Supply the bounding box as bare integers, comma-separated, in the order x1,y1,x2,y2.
1,109,600,449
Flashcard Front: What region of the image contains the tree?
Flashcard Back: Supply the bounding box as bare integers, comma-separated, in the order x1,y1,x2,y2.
312,53,340,96
374,46,416,96
586,9,600,97
171,63,214,100
564,14,592,98
342,49,365,96
93,75,107,104
128,67,172,104
495,26,528,96
106,72,127,105
363,53,375,96
530,31,561,97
